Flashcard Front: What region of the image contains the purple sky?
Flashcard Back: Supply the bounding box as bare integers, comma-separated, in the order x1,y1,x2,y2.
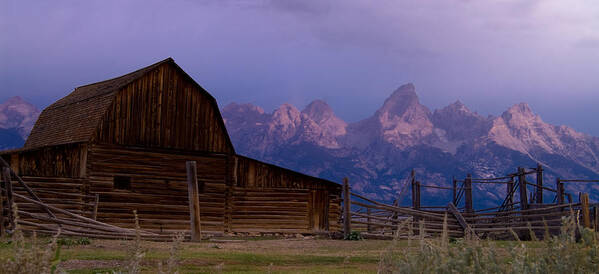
2,0,599,135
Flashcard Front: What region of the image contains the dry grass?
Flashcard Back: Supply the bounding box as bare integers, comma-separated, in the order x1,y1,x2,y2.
377,213,599,273
1,210,599,273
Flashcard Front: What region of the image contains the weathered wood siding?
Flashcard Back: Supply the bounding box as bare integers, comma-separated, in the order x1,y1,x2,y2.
231,188,310,233
87,144,228,234
232,156,342,233
234,156,340,191
1,143,87,178
95,63,233,154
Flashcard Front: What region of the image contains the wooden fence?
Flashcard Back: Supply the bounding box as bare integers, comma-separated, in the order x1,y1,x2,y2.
342,164,599,240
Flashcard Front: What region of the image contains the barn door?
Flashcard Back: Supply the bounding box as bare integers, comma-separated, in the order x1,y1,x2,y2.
309,190,330,231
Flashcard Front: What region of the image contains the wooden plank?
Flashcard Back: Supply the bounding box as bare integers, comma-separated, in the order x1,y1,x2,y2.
186,161,202,241
0,170,5,236
2,167,14,230
12,192,154,235
452,178,457,205
464,174,473,213
507,177,514,211
536,164,543,204
343,178,351,238
447,203,477,238
518,167,528,210
581,193,591,228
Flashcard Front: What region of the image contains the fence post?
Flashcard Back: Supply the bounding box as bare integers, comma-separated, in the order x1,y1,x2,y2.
556,178,564,204
411,169,416,209
367,207,372,233
343,177,351,239
452,177,457,205
465,174,473,213
414,181,421,210
518,167,528,210
92,194,99,221
0,171,5,236
391,199,399,233
507,176,514,210
186,161,202,241
581,193,591,228
1,167,14,230
536,164,543,204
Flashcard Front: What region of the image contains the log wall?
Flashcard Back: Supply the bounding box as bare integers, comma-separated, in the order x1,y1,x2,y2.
86,144,228,235
2,145,343,235
234,156,340,191
233,156,342,233
95,62,233,154
1,143,87,178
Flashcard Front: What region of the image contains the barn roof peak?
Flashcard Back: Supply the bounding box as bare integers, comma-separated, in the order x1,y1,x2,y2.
50,57,175,110
23,57,231,151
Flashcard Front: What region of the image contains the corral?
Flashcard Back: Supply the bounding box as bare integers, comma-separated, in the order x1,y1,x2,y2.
0,58,341,239
347,166,599,240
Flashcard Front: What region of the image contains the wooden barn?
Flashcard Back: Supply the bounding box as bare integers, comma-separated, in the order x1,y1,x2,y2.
0,58,341,236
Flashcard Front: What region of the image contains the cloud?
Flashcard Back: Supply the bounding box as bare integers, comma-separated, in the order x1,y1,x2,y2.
1,0,599,135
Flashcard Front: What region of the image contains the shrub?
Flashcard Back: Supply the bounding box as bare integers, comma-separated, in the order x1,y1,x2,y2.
57,237,91,247
345,231,362,241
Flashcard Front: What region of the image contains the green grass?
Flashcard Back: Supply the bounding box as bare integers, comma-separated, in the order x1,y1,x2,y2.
3,214,599,273
0,237,384,273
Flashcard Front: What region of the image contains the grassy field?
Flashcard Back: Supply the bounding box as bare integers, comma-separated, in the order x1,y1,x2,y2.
0,235,390,273
2,214,598,273
0,234,576,274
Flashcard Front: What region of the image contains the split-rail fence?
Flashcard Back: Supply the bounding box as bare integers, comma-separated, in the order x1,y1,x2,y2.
343,165,599,240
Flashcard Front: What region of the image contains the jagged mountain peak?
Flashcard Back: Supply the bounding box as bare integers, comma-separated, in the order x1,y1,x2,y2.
378,83,422,116
302,100,334,122
503,102,535,120
446,100,471,112
346,83,434,149
274,103,301,118
431,100,489,146
393,83,416,95
270,104,302,139
435,100,479,117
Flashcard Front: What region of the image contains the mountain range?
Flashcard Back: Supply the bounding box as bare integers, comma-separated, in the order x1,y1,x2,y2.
0,96,39,150
1,87,598,208
222,84,599,208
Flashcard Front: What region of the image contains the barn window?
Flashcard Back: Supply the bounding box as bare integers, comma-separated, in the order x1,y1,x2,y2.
113,176,132,190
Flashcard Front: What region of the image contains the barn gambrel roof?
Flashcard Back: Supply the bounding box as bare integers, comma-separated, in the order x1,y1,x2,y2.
24,58,234,153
